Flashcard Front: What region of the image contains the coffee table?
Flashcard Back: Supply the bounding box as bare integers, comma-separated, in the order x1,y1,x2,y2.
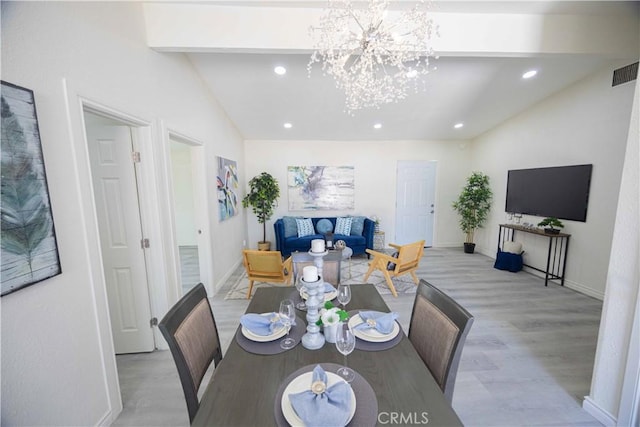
291,250,342,285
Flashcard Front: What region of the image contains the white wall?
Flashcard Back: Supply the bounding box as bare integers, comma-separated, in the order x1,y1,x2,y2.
470,62,636,299
1,2,245,425
584,66,640,425
244,139,471,249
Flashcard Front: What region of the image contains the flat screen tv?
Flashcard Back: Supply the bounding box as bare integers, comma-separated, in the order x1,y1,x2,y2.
505,164,593,222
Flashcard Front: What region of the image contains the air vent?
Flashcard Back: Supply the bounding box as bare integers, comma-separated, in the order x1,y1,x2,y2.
612,62,638,87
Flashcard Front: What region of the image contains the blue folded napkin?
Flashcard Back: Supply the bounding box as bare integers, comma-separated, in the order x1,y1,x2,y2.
355,311,398,334
289,365,352,427
324,283,336,293
240,313,285,336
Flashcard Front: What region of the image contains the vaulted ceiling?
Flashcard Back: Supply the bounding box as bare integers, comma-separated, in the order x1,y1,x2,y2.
143,1,639,141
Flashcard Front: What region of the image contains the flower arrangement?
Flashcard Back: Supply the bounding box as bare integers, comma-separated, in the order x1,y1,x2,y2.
316,301,349,326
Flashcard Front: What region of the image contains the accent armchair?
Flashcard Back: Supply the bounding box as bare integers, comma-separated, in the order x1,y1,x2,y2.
242,250,293,299
364,240,425,297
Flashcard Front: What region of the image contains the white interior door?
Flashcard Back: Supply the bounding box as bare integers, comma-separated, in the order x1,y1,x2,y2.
395,161,437,246
85,113,155,354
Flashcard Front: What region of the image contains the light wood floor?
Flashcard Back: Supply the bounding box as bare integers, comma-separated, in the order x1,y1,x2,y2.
113,247,602,427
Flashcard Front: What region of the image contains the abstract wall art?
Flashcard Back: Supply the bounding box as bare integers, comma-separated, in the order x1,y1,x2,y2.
1,81,61,296
217,156,239,221
288,166,355,210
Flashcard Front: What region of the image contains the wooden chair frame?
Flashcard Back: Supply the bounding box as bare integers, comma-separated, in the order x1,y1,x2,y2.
364,240,425,297
242,250,293,299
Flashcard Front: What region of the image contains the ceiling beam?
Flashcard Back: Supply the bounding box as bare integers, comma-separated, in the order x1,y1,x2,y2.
143,3,639,58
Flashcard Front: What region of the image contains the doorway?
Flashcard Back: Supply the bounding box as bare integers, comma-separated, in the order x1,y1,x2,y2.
395,160,437,247
84,111,155,354
168,138,203,295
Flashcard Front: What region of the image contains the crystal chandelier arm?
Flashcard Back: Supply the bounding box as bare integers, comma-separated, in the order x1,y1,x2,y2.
348,9,367,33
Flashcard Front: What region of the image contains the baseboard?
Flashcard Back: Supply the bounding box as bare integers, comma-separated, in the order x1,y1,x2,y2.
564,279,605,301
215,258,243,295
583,396,617,426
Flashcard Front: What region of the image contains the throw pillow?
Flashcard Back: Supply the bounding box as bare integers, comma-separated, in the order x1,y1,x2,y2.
296,218,315,237
282,216,299,238
316,218,334,234
350,216,365,236
335,217,353,235
503,241,523,254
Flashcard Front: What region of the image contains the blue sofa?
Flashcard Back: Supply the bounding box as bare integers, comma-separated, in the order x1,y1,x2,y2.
274,216,375,257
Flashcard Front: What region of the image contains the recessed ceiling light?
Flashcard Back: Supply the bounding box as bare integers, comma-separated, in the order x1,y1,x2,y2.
522,70,537,79
373,123,382,129
283,122,292,129
454,123,464,129
274,66,287,75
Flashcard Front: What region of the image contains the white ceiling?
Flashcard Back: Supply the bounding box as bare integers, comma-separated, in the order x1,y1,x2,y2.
160,1,639,141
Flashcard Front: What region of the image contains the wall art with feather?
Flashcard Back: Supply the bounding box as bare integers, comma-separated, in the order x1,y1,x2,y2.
1,81,61,296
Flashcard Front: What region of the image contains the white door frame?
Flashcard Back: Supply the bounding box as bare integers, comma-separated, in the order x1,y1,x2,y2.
78,99,170,351
157,121,214,301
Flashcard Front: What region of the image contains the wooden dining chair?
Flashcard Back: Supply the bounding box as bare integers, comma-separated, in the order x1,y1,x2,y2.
408,279,474,403
364,240,425,296
159,283,222,423
242,250,293,299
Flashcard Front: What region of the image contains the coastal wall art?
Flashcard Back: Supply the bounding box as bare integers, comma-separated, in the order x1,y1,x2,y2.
1,81,61,296
288,166,355,210
217,156,239,221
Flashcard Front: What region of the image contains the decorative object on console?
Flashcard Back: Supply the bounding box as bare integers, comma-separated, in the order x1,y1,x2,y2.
1,81,62,296
452,172,493,254
216,156,239,222
288,166,354,210
334,240,346,250
537,217,564,234
324,232,334,249
242,172,280,250
308,0,439,113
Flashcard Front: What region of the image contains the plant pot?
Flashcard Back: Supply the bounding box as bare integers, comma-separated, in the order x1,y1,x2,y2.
463,242,476,254
257,241,271,251
544,228,560,235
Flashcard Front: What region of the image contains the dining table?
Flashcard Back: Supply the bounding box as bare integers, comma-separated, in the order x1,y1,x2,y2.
192,284,464,426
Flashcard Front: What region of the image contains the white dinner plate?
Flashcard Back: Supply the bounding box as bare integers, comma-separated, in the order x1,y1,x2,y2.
348,313,400,343
241,313,288,342
301,289,338,302
281,370,356,427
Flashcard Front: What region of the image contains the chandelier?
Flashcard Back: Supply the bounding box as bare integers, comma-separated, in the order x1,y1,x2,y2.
308,0,439,113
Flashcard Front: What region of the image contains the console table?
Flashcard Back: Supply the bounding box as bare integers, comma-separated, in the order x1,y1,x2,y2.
498,224,570,286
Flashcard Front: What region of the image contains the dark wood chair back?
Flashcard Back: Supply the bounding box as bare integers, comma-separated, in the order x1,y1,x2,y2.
159,283,222,423
409,279,474,403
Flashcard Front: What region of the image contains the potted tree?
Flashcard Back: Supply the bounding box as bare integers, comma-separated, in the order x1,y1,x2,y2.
452,172,493,254
538,217,564,234
242,172,280,250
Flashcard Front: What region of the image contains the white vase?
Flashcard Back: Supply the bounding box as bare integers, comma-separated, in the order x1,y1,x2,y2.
323,323,339,343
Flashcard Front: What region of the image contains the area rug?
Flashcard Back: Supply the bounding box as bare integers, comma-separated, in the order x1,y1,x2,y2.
225,253,419,300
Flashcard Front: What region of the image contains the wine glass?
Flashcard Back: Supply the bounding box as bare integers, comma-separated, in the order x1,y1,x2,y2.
279,299,296,350
294,275,307,311
337,284,351,310
335,322,356,382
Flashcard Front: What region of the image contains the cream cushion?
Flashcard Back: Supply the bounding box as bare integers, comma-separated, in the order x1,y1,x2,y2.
503,241,523,254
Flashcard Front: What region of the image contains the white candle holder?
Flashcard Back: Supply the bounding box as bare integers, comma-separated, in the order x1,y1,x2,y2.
301,275,325,350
